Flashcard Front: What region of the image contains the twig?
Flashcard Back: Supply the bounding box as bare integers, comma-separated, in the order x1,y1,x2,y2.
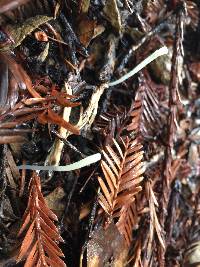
51,129,85,158
158,5,186,266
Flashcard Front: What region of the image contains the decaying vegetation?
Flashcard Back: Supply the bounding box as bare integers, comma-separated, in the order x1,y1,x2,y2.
0,0,199,266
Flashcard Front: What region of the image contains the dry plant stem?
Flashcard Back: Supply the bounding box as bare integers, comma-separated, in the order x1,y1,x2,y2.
45,82,73,166
77,83,107,130
52,129,85,157
159,7,185,266
124,0,133,13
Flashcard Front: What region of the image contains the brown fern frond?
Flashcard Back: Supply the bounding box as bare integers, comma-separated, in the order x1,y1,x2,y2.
98,71,163,246
17,171,66,267
127,73,163,139
98,137,144,244
146,180,165,249
93,105,127,145
116,203,138,246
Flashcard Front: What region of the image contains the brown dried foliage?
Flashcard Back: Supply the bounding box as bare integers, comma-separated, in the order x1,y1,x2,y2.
98,136,144,245
0,1,198,266
0,56,80,137
129,180,165,267
157,7,185,266
97,55,165,248
93,105,127,145
17,172,66,267
127,73,163,139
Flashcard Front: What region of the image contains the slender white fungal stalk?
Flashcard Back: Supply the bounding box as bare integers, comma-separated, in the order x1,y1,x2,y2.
108,46,168,87
18,153,101,171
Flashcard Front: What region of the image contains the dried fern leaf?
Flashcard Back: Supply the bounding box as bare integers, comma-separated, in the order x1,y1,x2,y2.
127,74,163,138
25,241,38,267
117,204,136,245
98,137,144,245
98,193,111,214
17,172,66,267
38,199,58,221
147,181,165,249
17,212,31,236
101,160,117,190
98,176,113,207
18,220,35,260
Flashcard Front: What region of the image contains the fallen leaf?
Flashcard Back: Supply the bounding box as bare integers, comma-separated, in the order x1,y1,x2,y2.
103,0,121,31
45,187,66,218
77,17,96,47
87,223,128,267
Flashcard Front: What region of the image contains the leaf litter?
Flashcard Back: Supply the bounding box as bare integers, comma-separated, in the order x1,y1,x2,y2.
0,0,199,267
